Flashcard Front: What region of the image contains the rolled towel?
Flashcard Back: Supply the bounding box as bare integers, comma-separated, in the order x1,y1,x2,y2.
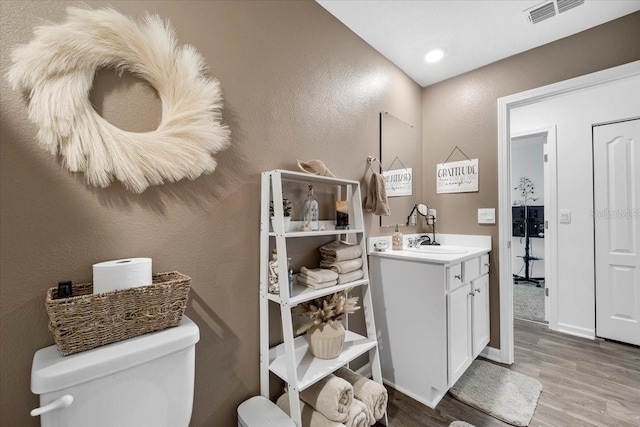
299,374,353,422
277,393,346,427
320,258,363,274
301,266,339,283
298,275,338,290
335,367,388,425
338,269,364,285
345,398,369,427
320,241,363,262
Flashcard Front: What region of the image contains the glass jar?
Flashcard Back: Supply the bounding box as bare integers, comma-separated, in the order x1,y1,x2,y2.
303,185,320,231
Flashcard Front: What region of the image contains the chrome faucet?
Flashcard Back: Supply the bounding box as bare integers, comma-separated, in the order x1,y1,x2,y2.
408,235,431,247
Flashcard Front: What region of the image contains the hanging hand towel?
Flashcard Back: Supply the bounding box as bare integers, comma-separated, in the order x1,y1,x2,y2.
364,172,390,216
335,367,388,425
345,398,370,427
300,266,339,283
298,374,353,422
363,173,375,214
320,258,363,274
277,393,346,427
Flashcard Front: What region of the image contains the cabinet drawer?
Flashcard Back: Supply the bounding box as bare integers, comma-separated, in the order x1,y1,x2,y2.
463,257,481,283
447,264,463,291
480,254,490,275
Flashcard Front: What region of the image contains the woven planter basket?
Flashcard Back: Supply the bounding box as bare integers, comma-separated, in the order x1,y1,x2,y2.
45,271,191,356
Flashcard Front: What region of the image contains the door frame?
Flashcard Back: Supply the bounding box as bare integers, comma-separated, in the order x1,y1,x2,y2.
510,126,557,328
494,60,640,365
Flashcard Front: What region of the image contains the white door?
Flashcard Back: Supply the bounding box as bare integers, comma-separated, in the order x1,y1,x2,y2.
594,118,640,346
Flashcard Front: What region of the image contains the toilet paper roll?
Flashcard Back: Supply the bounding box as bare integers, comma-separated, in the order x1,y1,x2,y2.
93,258,152,294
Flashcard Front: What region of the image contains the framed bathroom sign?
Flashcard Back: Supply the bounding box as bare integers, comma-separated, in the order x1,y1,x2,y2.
437,159,479,193
383,168,413,197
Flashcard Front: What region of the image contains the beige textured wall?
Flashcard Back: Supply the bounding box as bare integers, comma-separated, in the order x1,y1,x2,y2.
0,1,422,426
422,11,640,348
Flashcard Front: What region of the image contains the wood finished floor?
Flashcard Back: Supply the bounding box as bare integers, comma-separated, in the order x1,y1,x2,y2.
375,318,640,427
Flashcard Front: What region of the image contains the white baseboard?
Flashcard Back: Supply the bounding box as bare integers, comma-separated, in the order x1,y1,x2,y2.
557,323,595,340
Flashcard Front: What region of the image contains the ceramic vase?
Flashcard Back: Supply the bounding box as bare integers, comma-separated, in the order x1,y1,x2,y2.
271,216,291,232
307,322,345,359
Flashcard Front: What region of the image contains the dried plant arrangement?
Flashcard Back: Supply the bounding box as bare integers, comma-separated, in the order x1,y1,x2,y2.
6,6,231,193
293,291,360,334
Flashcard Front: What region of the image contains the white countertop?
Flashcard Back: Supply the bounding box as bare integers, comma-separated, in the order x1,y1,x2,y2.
369,246,489,265
368,233,491,266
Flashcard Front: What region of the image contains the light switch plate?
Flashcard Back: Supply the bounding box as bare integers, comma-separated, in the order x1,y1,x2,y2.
560,209,571,224
478,208,495,224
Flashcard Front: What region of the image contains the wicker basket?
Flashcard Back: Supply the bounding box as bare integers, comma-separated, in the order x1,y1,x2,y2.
45,271,191,356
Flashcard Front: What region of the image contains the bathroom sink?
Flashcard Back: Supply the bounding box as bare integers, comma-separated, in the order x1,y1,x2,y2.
405,246,468,255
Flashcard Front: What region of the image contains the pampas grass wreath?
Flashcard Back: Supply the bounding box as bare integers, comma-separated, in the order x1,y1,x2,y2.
6,6,231,193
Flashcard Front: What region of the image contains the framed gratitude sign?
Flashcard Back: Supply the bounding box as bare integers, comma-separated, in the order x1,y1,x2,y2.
437,159,479,193
383,168,413,197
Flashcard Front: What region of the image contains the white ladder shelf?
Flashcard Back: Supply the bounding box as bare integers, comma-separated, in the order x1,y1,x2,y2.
259,169,386,426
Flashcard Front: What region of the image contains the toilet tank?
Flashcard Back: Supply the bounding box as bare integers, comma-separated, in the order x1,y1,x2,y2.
31,315,200,427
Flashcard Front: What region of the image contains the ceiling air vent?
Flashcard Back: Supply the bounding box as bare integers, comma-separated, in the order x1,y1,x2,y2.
557,0,585,14
528,2,556,24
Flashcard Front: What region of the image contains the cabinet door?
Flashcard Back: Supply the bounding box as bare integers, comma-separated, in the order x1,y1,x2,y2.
447,284,473,387
472,274,490,358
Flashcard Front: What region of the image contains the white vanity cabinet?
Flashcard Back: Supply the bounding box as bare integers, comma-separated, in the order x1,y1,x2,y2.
369,247,490,409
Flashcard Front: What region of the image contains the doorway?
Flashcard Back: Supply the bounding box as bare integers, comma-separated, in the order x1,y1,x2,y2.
494,61,640,365
510,130,554,325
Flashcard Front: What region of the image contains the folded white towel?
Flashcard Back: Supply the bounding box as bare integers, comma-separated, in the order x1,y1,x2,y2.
320,241,363,262
298,275,338,290
301,266,339,283
320,258,363,274
277,393,347,427
345,398,370,427
338,269,364,285
335,367,388,425
299,374,353,422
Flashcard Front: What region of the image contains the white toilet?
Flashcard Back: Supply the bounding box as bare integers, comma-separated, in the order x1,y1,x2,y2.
31,315,199,427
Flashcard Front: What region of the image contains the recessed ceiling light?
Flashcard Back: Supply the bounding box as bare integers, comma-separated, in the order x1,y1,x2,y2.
425,48,445,64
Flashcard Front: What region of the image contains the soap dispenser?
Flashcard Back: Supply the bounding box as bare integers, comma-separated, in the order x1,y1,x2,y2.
392,224,403,251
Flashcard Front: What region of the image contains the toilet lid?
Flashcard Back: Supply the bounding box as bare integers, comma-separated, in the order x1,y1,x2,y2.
32,316,199,394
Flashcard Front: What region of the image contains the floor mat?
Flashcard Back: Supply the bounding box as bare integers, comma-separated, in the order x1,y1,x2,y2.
449,360,542,426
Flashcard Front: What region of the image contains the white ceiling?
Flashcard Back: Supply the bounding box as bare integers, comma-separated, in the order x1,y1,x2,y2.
317,0,640,87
